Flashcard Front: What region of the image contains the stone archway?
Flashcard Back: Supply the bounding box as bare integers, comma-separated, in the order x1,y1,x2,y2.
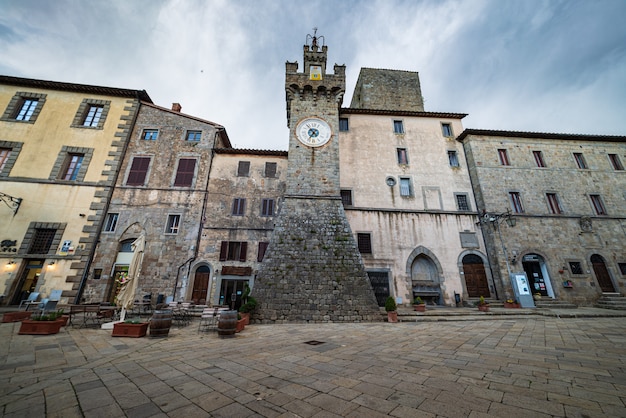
591,254,616,293
406,246,444,305
462,254,490,298
190,264,211,304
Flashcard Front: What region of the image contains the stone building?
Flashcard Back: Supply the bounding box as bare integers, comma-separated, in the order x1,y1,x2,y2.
458,130,626,305
80,102,230,304
0,75,150,305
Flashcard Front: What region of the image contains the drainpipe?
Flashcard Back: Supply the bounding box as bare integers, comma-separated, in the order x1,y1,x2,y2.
74,97,143,304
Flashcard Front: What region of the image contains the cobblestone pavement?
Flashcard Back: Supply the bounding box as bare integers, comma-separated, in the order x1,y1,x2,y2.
1,313,626,417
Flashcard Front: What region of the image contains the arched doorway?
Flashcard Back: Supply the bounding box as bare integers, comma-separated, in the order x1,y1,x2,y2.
191,265,211,304
591,254,616,293
462,254,490,298
106,239,135,304
410,254,442,304
522,253,554,298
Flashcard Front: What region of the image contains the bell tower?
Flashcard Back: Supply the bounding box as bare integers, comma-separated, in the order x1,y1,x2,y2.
252,31,381,323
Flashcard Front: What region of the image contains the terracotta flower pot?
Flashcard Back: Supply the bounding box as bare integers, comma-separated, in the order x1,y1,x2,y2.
387,311,398,323
504,302,520,309
2,311,33,323
413,304,426,312
18,319,63,335
112,322,149,338
477,305,490,312
236,318,246,333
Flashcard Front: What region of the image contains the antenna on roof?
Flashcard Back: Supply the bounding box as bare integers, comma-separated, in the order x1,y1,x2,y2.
306,27,324,51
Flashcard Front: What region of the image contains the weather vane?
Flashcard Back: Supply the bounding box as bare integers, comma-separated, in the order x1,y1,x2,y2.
306,27,324,51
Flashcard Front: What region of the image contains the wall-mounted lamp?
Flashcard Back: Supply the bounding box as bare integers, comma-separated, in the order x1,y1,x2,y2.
48,261,55,265
79,213,86,217
510,250,518,265
7,260,16,265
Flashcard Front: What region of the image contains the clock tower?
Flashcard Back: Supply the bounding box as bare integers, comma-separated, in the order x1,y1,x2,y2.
252,32,381,323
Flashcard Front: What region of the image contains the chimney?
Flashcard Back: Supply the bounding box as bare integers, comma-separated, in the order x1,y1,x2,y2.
172,103,182,112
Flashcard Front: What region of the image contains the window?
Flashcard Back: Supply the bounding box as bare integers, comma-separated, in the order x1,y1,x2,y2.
399,178,412,197
71,99,110,129
546,193,563,214
1,92,46,123
237,161,250,177
455,194,470,211
618,263,626,275
448,150,459,167
264,162,277,178
173,158,197,187
186,130,202,141
339,118,349,131
232,198,246,216
219,241,248,261
166,214,181,234
393,120,404,134
569,261,583,275
142,129,158,140
533,151,546,167
340,190,353,207
126,156,151,186
608,154,624,170
498,149,510,166
257,242,269,262
104,213,119,232
261,198,275,216
397,148,408,164
83,105,103,127
573,152,587,169
28,228,56,254
0,148,11,172
590,194,607,215
509,192,524,213
441,123,453,137
59,153,84,181
357,233,372,254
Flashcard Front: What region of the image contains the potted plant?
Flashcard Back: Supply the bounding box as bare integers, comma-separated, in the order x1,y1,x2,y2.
476,296,490,312
236,313,246,333
385,296,398,323
238,284,257,325
18,312,64,335
504,299,520,309
112,319,149,338
533,293,542,301
413,296,426,312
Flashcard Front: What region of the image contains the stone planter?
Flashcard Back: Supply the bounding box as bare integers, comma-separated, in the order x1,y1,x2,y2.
236,318,246,333
387,311,398,323
413,304,426,312
2,311,33,323
477,304,490,312
504,302,520,309
18,319,64,335
112,322,149,338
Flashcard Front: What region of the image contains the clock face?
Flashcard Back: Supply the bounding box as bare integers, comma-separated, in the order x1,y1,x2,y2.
295,117,332,147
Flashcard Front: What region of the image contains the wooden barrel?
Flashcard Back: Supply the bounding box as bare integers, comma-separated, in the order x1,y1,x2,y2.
217,310,238,337
150,309,172,338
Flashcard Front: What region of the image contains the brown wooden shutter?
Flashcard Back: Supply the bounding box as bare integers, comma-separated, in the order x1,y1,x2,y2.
239,242,247,262
219,241,228,261
257,242,269,262
174,158,196,187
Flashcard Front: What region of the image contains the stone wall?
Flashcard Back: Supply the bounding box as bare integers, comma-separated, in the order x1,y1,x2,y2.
350,68,424,112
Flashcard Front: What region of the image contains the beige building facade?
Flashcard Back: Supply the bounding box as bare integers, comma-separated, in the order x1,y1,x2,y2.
459,130,626,305
0,76,150,305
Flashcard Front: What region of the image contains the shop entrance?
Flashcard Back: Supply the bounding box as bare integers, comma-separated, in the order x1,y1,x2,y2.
522,254,553,297
10,259,44,305
219,279,247,310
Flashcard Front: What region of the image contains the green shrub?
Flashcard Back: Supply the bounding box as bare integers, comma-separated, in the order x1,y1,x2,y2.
385,296,397,312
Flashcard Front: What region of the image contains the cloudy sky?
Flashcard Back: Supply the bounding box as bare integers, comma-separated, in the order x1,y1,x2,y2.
1,0,625,150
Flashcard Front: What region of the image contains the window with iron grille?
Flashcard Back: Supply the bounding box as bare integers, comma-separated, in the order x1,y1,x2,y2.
340,189,353,207
237,161,250,177
397,148,408,164
590,194,607,215
104,213,119,232
399,177,412,197
448,150,460,167
569,261,583,275
219,241,247,261
126,156,151,186
608,154,624,170
509,192,524,213
546,193,563,214
393,120,404,134
498,149,510,166
166,214,181,234
573,152,588,169
28,229,56,254
173,158,197,187
142,129,158,140
232,198,246,216
261,198,275,216
264,162,277,178
257,242,269,262
339,118,349,131
455,194,470,211
357,233,372,254
533,150,546,167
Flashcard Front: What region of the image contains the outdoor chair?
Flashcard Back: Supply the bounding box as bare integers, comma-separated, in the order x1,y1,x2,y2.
19,292,40,310
37,299,58,314
198,307,220,333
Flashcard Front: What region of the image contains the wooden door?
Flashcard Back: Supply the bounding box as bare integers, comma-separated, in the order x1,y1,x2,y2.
463,256,490,298
191,272,209,304
591,254,615,293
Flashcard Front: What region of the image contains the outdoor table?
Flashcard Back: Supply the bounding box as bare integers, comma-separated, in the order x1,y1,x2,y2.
68,304,118,327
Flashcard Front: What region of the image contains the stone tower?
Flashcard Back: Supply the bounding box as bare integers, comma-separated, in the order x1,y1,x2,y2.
252,33,381,323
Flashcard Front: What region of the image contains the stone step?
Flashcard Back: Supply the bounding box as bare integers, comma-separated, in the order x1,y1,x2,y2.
535,300,578,309
596,295,626,310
